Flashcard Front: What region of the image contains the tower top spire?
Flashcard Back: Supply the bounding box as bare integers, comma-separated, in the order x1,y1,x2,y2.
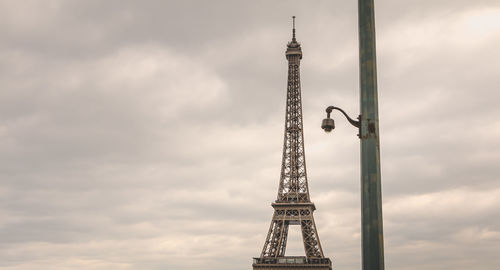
286,16,302,58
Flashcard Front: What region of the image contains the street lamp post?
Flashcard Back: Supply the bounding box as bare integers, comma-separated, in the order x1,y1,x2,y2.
321,1,384,270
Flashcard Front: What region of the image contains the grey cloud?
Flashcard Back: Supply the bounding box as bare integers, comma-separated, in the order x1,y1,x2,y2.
1,0,499,270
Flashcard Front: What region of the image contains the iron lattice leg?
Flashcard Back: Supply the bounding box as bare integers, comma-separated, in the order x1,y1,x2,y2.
262,219,289,258
301,219,323,258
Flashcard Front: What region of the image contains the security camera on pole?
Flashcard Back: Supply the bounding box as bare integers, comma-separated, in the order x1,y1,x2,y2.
321,1,385,270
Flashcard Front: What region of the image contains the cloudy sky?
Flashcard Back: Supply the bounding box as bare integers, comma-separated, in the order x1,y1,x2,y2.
1,0,499,269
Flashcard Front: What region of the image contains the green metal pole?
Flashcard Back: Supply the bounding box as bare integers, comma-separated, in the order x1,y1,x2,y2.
358,0,384,270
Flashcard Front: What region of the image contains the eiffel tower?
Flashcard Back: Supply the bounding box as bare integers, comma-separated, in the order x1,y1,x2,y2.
252,17,332,270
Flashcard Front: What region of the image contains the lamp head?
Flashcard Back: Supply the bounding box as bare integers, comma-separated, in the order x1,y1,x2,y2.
321,117,335,132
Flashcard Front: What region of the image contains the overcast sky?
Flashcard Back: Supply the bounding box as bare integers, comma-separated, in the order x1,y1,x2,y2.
1,0,499,269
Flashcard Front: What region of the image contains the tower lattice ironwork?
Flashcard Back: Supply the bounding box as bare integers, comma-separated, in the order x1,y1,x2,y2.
252,17,332,270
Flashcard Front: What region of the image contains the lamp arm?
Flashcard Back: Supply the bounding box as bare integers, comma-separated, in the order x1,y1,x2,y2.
325,106,360,128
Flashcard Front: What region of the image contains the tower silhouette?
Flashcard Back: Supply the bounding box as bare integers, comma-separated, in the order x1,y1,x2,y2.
252,17,332,270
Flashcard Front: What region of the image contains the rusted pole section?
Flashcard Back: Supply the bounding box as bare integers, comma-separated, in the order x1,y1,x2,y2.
358,0,385,270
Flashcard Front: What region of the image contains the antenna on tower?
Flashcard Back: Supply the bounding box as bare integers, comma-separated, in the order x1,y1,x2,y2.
292,16,296,41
